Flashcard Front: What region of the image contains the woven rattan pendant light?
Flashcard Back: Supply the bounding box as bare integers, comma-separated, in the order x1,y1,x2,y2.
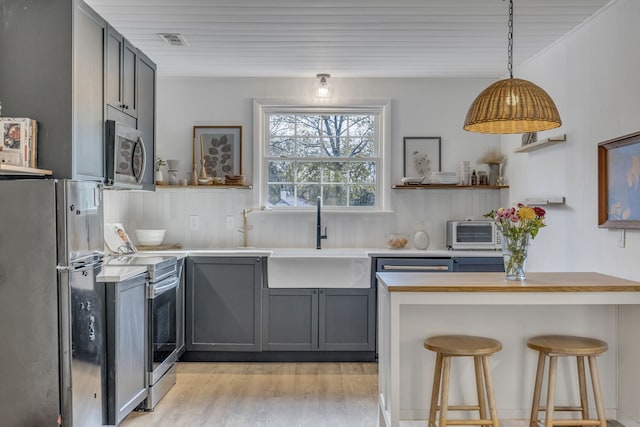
464,0,562,134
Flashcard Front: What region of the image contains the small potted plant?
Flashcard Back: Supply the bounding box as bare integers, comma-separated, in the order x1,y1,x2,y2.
155,157,167,185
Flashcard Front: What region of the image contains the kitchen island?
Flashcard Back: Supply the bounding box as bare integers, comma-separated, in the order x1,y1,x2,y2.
376,272,640,427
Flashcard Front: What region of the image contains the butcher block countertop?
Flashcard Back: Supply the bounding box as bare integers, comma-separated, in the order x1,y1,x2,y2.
376,271,640,293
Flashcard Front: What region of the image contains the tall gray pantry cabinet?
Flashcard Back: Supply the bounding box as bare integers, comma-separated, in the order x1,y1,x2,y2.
0,0,106,180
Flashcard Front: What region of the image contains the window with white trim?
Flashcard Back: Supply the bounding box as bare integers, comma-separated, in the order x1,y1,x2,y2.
257,104,387,211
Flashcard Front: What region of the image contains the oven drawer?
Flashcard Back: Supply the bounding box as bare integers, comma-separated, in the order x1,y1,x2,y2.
375,258,454,272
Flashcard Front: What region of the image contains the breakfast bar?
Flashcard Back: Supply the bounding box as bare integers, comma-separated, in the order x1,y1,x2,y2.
376,272,640,427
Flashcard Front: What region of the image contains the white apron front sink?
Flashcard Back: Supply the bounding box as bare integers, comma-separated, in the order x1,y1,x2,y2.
267,248,371,288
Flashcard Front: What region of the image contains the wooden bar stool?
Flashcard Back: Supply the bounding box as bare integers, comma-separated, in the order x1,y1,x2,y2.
424,334,502,427
527,335,608,427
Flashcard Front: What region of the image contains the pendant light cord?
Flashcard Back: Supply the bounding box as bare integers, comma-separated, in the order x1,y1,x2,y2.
507,0,514,78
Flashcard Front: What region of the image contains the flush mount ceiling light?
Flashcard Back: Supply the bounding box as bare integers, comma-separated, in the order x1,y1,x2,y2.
463,0,562,134
316,74,330,98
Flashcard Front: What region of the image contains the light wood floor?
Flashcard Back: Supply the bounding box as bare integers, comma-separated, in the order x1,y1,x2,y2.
120,362,379,427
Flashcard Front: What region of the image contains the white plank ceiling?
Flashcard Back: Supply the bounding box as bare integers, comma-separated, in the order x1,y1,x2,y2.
84,0,614,78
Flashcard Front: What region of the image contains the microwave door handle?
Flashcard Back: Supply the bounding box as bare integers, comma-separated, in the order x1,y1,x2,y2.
135,136,147,184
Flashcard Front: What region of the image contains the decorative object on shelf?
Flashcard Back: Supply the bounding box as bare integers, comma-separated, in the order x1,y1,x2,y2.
403,136,441,178
478,147,505,185
463,0,562,134
191,136,199,185
597,130,640,229
485,204,546,280
155,156,166,185
401,176,426,185
522,132,537,146
413,221,430,250
514,134,567,153
193,125,242,181
225,174,246,186
387,234,408,249
0,117,38,168
316,73,331,98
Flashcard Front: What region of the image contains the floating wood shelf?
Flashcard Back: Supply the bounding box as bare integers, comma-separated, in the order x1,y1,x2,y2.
156,184,252,189
0,164,53,176
523,197,566,205
392,184,509,190
514,134,567,153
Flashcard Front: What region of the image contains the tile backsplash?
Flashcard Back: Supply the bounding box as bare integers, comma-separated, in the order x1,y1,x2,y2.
104,188,504,250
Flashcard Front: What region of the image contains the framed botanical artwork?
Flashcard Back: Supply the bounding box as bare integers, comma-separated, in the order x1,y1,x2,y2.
403,137,441,177
598,130,640,229
192,126,242,178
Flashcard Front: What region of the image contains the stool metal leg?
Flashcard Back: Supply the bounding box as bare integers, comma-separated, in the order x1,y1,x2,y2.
530,351,546,427
546,355,558,427
439,356,452,427
482,355,499,427
577,356,590,422
429,353,443,427
474,356,488,425
588,356,607,427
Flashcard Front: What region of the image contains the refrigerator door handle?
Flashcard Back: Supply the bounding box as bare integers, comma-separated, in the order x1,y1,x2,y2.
57,260,103,273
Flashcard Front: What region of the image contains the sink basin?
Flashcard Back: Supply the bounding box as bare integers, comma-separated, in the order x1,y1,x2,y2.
268,249,371,288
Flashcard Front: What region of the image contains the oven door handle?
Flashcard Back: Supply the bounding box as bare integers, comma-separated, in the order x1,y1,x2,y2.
150,276,179,299
382,265,450,271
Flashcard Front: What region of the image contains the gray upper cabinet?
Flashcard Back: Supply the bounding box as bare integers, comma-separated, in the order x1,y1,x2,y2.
0,0,106,180
262,288,376,352
186,257,264,352
106,26,138,118
136,50,157,191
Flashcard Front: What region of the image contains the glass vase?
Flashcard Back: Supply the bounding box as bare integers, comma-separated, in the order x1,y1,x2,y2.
502,233,529,280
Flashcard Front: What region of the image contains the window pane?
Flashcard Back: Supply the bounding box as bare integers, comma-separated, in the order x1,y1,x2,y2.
296,162,321,183
297,138,323,157
270,114,295,136
297,115,322,137
323,185,347,206
268,160,294,183
348,115,375,137
350,161,376,184
341,137,375,157
268,184,295,206
268,137,295,157
297,185,321,206
350,185,376,207
320,115,348,139
324,162,349,183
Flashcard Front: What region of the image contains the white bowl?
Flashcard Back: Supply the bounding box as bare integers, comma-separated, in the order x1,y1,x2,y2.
134,229,165,246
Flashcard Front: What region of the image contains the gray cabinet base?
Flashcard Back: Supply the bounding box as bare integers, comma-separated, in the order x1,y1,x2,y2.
180,351,376,363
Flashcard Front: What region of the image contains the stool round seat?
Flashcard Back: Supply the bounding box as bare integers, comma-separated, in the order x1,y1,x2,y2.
424,334,502,356
527,334,608,356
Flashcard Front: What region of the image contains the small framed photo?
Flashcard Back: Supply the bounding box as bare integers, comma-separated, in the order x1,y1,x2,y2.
403,137,441,177
598,130,640,228
193,126,242,178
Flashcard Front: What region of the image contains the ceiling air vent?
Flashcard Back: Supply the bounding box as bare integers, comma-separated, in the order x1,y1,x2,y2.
158,33,189,47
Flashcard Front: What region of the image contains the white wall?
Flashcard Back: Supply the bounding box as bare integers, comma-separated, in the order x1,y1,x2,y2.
502,0,640,281
106,77,507,249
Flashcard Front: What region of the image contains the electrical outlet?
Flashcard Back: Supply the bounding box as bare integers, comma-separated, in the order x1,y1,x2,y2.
189,215,199,231
618,229,625,248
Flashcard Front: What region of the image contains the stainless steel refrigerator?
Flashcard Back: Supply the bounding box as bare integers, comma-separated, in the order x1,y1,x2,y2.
0,179,105,426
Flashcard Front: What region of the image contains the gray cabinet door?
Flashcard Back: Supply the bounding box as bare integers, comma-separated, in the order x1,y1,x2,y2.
136,50,157,190
105,274,147,426
320,288,376,351
186,257,263,352
263,288,375,352
262,289,319,351
106,25,137,116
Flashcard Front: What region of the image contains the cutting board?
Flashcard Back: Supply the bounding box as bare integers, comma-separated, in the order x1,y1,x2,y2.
136,243,183,251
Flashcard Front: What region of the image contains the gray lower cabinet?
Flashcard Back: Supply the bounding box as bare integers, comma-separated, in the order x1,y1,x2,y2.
262,288,376,351
186,257,264,352
104,273,147,426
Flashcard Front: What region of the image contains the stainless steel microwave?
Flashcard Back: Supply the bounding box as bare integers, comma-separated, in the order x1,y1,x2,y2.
105,120,146,189
446,220,502,250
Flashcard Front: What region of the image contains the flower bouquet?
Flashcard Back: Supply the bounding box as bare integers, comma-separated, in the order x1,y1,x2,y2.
484,204,546,280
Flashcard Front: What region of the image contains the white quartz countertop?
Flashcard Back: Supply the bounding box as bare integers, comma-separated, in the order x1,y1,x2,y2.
97,265,147,283
134,248,501,258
